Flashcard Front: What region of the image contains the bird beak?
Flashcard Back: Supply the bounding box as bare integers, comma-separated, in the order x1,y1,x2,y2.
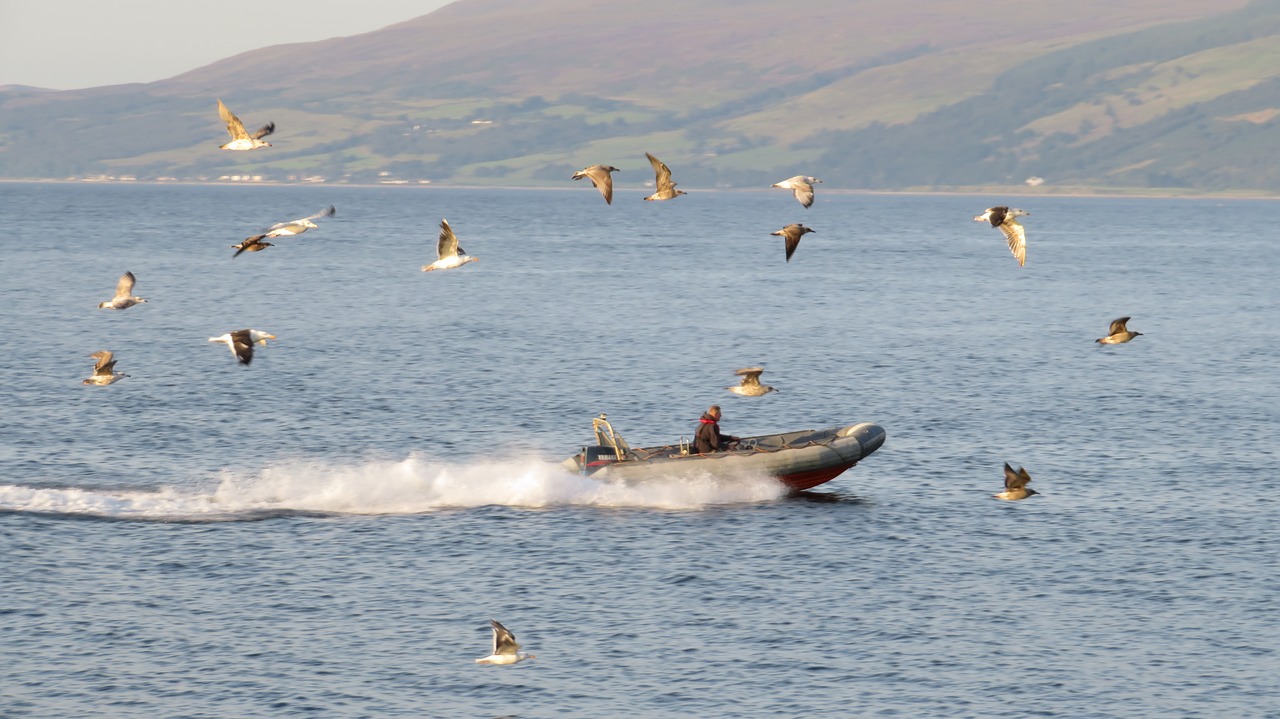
265,334,277,340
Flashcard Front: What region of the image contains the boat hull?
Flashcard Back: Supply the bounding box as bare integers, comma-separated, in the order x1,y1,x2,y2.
562,422,885,491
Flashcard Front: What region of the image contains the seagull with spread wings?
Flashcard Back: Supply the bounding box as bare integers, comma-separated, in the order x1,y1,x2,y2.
475,620,535,665
217,98,274,151
422,219,479,272
643,153,686,201
572,165,619,204
995,463,1038,501
771,224,815,262
97,271,147,310
973,206,1029,266
726,367,777,396
231,236,274,257
82,351,128,386
262,205,336,238
208,329,276,365
772,175,822,209
1096,316,1143,344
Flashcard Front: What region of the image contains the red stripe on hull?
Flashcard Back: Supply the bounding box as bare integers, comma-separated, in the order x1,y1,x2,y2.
777,464,854,491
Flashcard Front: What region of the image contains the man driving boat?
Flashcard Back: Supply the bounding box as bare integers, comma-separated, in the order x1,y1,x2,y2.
694,405,739,454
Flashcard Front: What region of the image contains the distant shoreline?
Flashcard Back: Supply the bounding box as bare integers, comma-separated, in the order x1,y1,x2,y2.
2,177,1277,201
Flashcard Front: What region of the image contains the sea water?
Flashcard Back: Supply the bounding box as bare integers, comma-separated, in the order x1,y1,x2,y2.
1,182,1277,717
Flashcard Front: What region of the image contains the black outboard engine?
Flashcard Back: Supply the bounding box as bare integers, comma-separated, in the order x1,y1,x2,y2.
580,445,622,475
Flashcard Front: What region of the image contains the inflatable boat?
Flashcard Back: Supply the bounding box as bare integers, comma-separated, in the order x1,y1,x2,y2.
561,414,886,490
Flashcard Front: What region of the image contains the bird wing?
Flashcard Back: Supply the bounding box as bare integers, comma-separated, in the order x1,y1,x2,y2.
1018,467,1033,488
773,225,805,262
437,219,459,259
793,187,814,209
791,179,815,208
90,350,113,373
998,219,1026,266
295,205,335,224
735,367,764,387
268,205,334,232
1003,463,1028,490
234,235,265,257
217,99,250,141
490,620,520,655
1108,317,1131,335
646,153,676,194
250,122,275,140
230,330,254,365
114,271,136,299
986,206,1008,227
587,166,615,204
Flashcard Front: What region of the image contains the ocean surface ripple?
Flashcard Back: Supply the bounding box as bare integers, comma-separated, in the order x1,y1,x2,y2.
2,183,1277,718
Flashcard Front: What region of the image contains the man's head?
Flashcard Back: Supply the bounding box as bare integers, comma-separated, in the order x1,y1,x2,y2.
708,405,722,420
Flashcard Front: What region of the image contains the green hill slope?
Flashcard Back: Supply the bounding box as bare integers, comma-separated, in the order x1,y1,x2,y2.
2,0,1274,192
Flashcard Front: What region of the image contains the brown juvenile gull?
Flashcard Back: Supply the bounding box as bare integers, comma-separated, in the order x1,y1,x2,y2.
973,206,1029,266
97,271,147,309
995,463,1038,501
475,620,535,665
208,329,276,365
217,98,274,151
643,153,686,201
726,367,777,396
771,224,816,262
772,175,822,209
422,219,479,272
571,165,619,204
83,350,128,386
1096,316,1143,345
231,236,274,258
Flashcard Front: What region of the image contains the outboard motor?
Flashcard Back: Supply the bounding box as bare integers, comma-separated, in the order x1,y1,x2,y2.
580,445,622,475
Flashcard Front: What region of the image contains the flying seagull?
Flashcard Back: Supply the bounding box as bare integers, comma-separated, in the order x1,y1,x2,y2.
422,219,479,271
262,205,336,238
973,207,1029,266
772,175,822,209
572,165,619,204
726,367,777,396
217,98,274,151
83,350,128,386
1096,316,1143,344
231,236,274,258
475,620,535,665
643,153,686,201
771,224,816,262
98,271,147,309
995,463,1038,501
208,329,276,365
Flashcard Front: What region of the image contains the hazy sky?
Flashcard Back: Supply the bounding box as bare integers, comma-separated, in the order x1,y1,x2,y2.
0,0,456,90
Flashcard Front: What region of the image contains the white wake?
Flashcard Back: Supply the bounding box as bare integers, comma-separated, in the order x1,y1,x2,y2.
0,455,788,520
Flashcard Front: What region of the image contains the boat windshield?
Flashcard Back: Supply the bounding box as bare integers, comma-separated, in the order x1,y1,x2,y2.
591,414,632,457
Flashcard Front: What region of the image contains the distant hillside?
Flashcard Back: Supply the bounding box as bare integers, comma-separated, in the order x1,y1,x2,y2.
3,0,1278,192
